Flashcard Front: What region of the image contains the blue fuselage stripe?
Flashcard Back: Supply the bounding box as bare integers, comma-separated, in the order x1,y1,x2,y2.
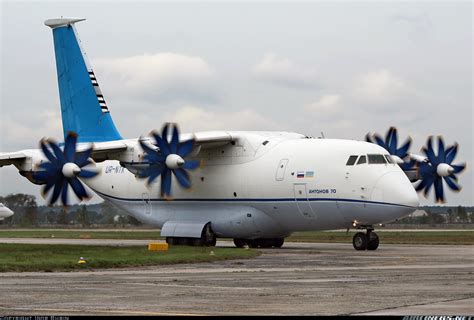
91,188,416,209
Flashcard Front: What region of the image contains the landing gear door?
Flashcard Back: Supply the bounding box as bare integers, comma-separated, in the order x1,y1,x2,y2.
142,193,151,215
293,184,316,219
275,159,289,181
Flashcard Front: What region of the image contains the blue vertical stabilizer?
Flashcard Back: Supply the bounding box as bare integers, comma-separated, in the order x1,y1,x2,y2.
45,18,122,143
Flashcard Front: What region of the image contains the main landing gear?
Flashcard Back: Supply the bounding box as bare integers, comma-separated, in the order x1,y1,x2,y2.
233,238,285,248
352,225,379,251
166,223,217,247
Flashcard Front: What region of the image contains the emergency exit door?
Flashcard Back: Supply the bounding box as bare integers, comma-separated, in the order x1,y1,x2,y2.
293,184,316,219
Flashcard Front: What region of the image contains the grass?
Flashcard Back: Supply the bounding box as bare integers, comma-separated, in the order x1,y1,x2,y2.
0,244,260,272
0,229,473,245
287,230,474,245
0,230,163,240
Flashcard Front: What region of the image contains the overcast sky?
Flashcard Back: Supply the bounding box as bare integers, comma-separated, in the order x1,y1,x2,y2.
0,1,472,206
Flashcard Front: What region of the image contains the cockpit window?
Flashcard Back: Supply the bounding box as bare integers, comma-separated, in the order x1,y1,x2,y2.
357,155,367,165
384,155,394,164
346,155,358,166
368,154,387,164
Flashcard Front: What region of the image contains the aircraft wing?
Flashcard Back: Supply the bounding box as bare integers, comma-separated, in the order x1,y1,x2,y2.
0,152,28,167
86,131,233,162
0,131,233,168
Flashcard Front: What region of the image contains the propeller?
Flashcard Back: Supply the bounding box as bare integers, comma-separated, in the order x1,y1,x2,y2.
138,123,200,197
415,136,466,203
365,126,415,170
32,132,99,206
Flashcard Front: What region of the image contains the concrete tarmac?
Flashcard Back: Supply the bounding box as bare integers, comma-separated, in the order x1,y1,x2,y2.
0,240,472,316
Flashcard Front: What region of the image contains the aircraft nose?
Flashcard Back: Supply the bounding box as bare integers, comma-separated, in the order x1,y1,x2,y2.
372,171,419,208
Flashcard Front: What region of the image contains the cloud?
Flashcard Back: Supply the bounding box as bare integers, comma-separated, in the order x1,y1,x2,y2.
162,105,280,132
1,111,63,151
252,53,318,88
305,94,341,113
353,69,406,104
94,53,217,103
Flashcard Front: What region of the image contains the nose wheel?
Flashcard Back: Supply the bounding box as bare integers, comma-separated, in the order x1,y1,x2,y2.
352,226,379,251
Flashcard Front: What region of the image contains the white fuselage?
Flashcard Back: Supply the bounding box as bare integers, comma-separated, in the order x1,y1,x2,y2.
0,203,14,220
76,131,419,239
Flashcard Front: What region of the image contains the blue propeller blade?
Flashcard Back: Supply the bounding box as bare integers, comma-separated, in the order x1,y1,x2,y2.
417,136,465,203
161,168,172,197
434,177,444,203
178,139,194,158
74,147,93,168
35,132,97,206
40,139,58,164
173,168,191,189
170,125,179,154
64,133,77,162
183,159,200,170
445,144,458,164
138,124,201,197
48,140,66,164
69,177,89,200
444,176,461,191
61,182,69,206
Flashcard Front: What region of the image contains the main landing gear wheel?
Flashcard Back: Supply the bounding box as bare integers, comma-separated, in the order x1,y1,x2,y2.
233,238,285,248
352,227,380,251
352,232,368,251
367,231,379,251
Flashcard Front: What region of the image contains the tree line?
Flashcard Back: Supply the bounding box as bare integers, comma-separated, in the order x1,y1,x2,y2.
0,193,142,227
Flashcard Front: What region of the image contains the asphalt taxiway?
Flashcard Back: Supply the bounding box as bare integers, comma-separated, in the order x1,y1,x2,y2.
0,240,472,316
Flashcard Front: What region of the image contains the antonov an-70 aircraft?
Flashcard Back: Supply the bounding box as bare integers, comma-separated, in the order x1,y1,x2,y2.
0,18,466,250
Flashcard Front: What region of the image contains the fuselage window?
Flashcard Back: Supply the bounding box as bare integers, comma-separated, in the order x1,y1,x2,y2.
368,154,387,164
384,155,394,164
346,155,358,166
357,155,367,165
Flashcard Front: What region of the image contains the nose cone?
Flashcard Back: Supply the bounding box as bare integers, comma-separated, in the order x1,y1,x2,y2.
373,171,419,208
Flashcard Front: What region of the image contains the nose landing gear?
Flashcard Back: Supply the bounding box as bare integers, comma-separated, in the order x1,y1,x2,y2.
352,225,379,251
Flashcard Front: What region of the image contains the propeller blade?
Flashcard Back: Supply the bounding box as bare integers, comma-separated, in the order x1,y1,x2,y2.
64,133,78,162
161,168,172,197
434,177,445,203
49,179,64,205
183,159,200,170
152,131,170,156
61,181,69,206
173,168,191,189
146,165,165,185
161,123,170,142
74,147,93,168
424,136,438,165
373,133,386,149
452,163,466,174
42,179,56,198
40,139,58,164
365,133,373,143
48,139,66,164
69,177,89,200
386,127,397,154
445,144,458,164
78,169,98,179
444,175,461,192
170,125,179,154
178,139,194,158
397,137,412,158
437,136,446,163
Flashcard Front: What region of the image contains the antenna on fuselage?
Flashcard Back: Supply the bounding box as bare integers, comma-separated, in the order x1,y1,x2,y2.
319,131,326,139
